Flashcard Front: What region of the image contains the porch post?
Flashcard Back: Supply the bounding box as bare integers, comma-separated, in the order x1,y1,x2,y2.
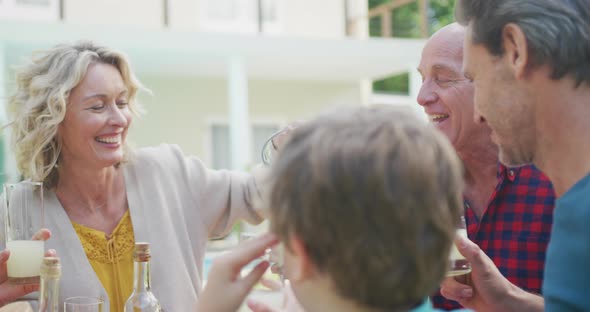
227,56,252,170
409,65,427,119
0,44,15,183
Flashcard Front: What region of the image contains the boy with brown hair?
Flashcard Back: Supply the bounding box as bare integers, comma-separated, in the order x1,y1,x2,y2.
198,105,470,312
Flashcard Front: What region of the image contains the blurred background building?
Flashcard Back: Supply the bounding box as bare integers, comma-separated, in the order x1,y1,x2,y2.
0,2,457,305
0,0,456,182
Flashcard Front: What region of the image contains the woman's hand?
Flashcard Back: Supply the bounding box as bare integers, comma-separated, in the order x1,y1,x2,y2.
0,229,55,307
197,233,279,312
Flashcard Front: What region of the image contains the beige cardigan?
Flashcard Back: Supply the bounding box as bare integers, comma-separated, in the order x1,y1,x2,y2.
38,144,264,311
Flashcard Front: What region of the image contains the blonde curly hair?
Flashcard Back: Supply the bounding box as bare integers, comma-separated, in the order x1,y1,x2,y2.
8,41,144,189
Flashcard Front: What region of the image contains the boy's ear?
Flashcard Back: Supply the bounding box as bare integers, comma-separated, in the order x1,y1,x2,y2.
287,235,316,282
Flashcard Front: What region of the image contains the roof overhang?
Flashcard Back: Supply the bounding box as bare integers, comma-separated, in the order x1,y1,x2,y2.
0,20,425,82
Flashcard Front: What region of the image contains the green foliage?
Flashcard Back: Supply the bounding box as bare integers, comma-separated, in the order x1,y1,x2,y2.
392,2,421,38
429,0,457,33
369,0,456,93
368,0,457,37
369,15,383,36
373,73,409,95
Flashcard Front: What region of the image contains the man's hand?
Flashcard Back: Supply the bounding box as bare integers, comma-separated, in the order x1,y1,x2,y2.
0,228,55,307
197,233,279,312
440,235,543,312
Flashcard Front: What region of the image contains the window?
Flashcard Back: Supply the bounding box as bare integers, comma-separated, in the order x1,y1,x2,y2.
16,0,50,5
210,123,280,169
200,0,257,33
260,0,282,34
0,0,58,21
200,0,282,34
260,0,277,22
207,0,238,20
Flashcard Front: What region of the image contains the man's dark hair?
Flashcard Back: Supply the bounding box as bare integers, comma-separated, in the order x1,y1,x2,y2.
456,0,590,86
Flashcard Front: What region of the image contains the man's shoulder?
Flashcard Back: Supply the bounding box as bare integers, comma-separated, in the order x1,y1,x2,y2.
557,172,590,217
562,171,590,200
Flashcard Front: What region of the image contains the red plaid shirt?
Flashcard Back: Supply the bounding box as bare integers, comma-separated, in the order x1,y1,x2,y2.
432,164,555,310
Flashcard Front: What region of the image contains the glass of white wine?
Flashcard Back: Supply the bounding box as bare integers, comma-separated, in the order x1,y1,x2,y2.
239,232,285,282
447,216,472,277
64,297,104,312
238,233,285,312
3,181,44,284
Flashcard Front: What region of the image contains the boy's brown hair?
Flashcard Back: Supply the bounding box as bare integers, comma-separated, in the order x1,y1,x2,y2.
269,105,464,311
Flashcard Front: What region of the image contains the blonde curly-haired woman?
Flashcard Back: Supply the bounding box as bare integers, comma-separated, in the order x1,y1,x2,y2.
7,41,267,311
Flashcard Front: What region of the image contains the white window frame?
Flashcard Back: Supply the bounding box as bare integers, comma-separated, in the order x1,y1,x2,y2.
199,0,283,34
204,116,285,169
199,0,258,34
0,0,59,22
259,0,283,34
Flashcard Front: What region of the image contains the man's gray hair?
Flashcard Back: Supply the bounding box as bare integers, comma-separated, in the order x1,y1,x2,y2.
456,0,590,86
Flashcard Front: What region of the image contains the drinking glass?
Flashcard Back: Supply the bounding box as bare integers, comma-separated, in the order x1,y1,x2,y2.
239,232,284,282
260,129,286,166
447,216,472,277
3,181,44,284
64,297,104,312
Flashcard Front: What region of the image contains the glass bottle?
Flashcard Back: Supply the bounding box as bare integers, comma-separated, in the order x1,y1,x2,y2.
447,216,472,276
124,242,162,312
38,257,61,312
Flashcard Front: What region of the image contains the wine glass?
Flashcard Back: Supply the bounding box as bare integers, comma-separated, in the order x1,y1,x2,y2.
237,233,285,312
446,216,472,277
260,129,286,166
239,232,284,282
64,297,104,312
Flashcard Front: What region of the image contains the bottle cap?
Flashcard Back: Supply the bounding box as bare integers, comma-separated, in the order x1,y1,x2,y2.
40,257,61,278
134,242,151,261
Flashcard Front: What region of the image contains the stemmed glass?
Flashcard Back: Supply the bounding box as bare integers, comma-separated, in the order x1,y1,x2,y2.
259,127,293,279
238,233,285,310
239,232,284,282
260,129,287,166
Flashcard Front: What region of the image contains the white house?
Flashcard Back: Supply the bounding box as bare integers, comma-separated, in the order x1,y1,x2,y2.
0,0,425,181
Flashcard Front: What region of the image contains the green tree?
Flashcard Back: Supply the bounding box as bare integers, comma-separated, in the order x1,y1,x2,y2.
369,0,456,94
369,0,456,37
429,0,457,34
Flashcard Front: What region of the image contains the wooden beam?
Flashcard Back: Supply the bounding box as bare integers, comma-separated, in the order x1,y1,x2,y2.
257,0,264,33
418,0,429,37
163,0,170,27
59,0,64,20
368,0,416,18
381,9,392,37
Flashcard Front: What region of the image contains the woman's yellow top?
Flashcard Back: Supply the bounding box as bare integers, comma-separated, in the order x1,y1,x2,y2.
72,210,135,312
